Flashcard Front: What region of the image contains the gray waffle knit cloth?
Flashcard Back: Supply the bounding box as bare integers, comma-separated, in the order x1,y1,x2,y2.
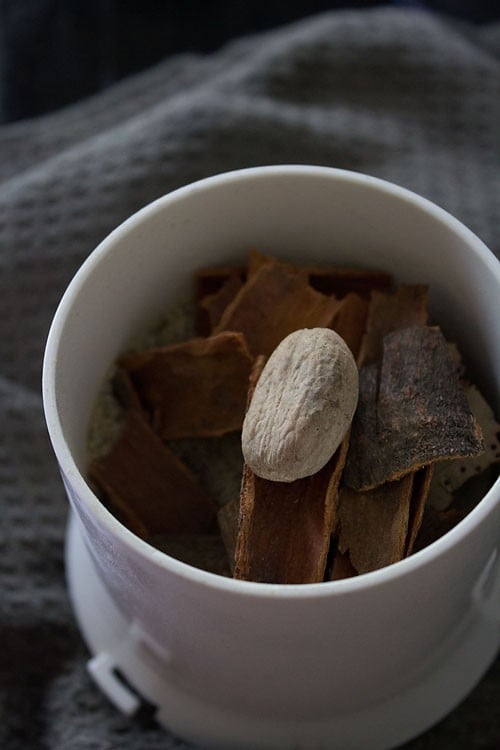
1,7,499,749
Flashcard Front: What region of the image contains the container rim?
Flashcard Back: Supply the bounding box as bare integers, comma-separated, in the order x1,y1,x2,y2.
42,164,500,599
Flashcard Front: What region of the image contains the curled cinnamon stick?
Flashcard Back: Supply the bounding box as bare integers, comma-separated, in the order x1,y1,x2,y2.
234,447,347,584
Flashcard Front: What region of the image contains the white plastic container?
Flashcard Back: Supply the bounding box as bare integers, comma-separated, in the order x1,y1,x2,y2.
42,166,500,749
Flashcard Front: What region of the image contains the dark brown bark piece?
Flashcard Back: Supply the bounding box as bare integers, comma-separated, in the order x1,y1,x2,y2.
378,325,484,471
196,273,244,336
88,411,217,539
358,285,428,366
338,475,414,574
345,326,484,491
150,532,231,576
120,331,253,439
214,263,341,357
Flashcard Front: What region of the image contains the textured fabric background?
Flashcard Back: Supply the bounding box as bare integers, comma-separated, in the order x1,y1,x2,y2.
0,7,499,749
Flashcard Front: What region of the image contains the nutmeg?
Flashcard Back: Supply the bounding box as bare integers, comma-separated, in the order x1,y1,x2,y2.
242,328,359,482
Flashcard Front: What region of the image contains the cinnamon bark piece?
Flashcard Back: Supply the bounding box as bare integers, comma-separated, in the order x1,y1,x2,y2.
214,262,341,357
88,411,217,539
336,288,432,570
194,264,246,300
248,250,371,339
234,445,348,583
196,273,244,336
338,475,414,574
247,249,393,299
358,285,428,366
247,248,286,276
330,293,369,359
120,331,253,439
345,326,484,492
336,462,433,574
